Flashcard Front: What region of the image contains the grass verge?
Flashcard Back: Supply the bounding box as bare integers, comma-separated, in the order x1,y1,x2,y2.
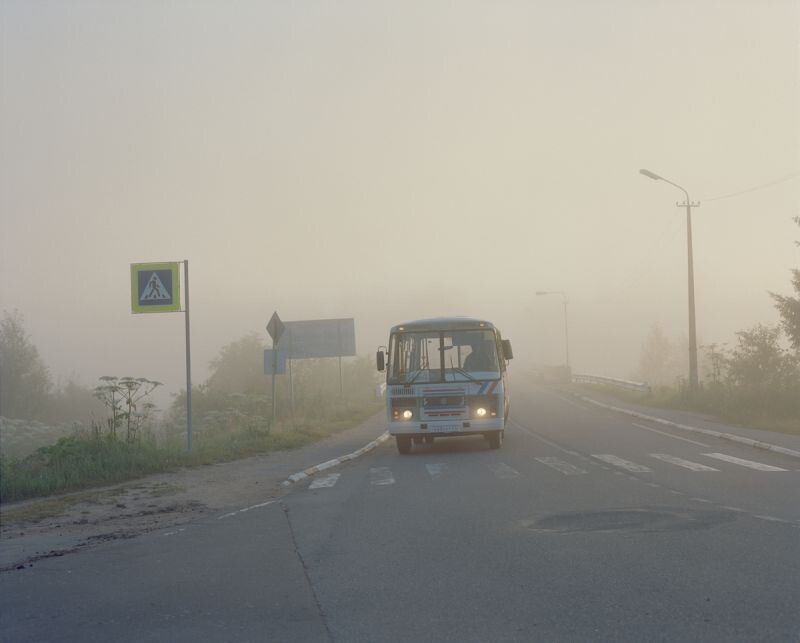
1,400,384,505
572,383,800,436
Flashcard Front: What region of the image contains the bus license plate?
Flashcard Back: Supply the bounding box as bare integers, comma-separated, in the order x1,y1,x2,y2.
429,423,461,433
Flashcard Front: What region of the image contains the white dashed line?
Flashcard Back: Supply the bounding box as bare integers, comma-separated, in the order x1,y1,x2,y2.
703,453,788,472
217,499,277,520
162,528,185,537
535,457,588,475
753,515,793,524
309,473,340,489
370,467,395,486
426,463,449,480
631,423,711,447
487,462,520,479
591,454,653,473
649,454,720,471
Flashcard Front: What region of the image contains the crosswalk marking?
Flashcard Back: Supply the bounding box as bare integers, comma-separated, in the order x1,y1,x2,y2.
648,454,719,472
487,462,520,479
591,454,653,473
535,457,587,475
309,473,340,489
702,453,788,472
370,467,396,485
426,463,449,479
301,450,793,494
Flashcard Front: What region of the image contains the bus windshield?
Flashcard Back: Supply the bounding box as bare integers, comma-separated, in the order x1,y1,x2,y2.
388,329,500,384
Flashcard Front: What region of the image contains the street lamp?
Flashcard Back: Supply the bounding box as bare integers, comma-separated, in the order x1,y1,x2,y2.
535,291,570,371
639,168,700,394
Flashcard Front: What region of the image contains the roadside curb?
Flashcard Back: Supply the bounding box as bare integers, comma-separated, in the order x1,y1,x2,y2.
281,431,391,486
575,394,800,461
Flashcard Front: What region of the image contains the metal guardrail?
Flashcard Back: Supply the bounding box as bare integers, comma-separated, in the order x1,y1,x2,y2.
572,373,651,393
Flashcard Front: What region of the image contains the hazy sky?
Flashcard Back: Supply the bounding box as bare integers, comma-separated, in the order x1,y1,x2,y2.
1,1,798,405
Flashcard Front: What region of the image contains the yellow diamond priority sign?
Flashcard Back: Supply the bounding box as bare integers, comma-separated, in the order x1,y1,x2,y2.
131,262,181,313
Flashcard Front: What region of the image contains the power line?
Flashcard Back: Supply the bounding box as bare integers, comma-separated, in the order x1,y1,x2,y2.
700,172,799,202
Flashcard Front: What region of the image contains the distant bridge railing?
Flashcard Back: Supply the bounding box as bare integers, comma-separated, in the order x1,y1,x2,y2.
571,373,651,393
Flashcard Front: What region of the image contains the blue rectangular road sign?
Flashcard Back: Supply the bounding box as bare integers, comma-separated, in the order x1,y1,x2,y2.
264,349,287,375
277,318,356,359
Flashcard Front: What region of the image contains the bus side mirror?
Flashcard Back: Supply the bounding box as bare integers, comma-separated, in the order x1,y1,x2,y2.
376,350,386,372
501,339,514,361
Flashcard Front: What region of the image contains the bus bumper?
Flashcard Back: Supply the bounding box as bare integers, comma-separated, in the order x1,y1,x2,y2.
389,418,504,436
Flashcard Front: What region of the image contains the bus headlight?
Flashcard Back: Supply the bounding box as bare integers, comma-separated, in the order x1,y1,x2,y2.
469,395,498,419
391,399,417,421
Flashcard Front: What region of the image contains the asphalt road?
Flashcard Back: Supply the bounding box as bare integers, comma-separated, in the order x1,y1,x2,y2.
3,383,799,642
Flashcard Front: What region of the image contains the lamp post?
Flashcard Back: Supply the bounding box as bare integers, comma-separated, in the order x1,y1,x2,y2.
639,168,700,394
536,291,570,371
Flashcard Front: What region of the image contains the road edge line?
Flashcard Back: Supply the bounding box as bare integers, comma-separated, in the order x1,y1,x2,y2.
575,395,800,461
281,431,391,486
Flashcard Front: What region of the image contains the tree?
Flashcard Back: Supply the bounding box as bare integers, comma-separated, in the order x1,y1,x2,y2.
206,332,266,395
636,323,679,386
0,311,52,419
723,324,800,417
770,216,800,351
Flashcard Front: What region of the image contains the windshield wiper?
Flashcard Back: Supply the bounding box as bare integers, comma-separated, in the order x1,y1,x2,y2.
449,366,478,383
405,369,424,384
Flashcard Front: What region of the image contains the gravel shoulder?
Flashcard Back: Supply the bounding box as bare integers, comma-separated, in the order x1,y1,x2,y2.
0,412,386,571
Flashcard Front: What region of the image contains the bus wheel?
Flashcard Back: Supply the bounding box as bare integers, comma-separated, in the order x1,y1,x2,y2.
396,435,412,454
487,430,503,450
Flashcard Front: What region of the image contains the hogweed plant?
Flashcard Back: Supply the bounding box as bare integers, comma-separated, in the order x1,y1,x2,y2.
93,376,161,442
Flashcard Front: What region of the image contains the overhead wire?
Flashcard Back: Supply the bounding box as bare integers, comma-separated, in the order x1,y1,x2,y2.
699,172,799,202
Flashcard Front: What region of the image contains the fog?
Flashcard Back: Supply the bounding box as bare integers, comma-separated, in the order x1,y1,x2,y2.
1,1,797,408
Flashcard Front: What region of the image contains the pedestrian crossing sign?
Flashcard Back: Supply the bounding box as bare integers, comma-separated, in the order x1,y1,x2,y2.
131,262,181,313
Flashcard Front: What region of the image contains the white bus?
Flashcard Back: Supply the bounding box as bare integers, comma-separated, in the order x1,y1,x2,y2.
376,317,513,454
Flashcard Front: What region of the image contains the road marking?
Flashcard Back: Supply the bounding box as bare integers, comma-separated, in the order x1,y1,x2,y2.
426,463,449,480
591,454,652,473
510,421,586,459
631,423,711,447
487,462,520,479
162,528,185,537
649,454,720,471
753,515,793,524
690,497,711,503
370,467,395,486
217,499,277,520
309,473,340,489
702,453,788,472
535,457,587,475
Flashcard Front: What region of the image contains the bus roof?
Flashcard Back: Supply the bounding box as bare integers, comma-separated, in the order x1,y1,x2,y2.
390,317,498,334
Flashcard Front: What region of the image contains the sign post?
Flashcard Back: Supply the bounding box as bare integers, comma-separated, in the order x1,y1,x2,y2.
183,261,192,452
131,261,192,452
266,311,285,427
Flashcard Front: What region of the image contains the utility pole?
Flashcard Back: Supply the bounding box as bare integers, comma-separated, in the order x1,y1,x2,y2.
682,197,700,393
536,291,570,371
640,169,700,393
